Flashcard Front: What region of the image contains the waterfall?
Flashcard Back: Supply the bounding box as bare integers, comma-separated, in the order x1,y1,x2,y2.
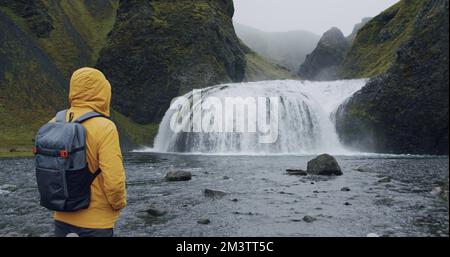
147,79,367,155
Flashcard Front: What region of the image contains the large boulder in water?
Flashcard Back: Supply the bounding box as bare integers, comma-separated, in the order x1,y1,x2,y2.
307,154,343,176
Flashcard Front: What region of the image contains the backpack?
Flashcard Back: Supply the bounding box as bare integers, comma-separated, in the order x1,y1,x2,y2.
33,110,106,212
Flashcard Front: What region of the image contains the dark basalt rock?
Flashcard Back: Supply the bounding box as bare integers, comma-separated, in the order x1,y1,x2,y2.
97,0,246,124
336,0,449,155
0,0,54,38
165,170,192,182
197,219,211,225
146,205,167,217
298,27,349,81
307,154,343,176
303,215,317,223
204,188,227,198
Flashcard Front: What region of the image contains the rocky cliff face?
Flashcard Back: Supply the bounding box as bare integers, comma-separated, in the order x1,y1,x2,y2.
0,0,121,149
298,27,349,81
336,0,449,155
347,17,371,43
339,0,426,78
96,0,247,124
0,0,288,149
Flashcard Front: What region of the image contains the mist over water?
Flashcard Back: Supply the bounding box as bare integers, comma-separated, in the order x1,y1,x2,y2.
148,80,367,155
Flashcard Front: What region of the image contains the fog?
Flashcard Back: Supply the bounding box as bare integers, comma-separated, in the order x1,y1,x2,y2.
233,0,399,35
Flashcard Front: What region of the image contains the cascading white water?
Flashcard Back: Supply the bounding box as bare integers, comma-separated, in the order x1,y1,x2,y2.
147,79,367,155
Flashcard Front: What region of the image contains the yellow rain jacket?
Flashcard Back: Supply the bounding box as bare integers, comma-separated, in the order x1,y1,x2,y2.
53,67,127,229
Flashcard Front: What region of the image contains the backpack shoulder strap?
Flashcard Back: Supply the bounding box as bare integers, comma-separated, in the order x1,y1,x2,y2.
55,110,68,123
74,111,109,124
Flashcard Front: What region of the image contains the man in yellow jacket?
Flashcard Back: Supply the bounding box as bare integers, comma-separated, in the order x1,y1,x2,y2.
53,67,127,237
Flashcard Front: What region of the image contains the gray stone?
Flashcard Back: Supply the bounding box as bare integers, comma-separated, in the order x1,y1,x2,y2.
197,219,211,225
303,215,317,223
378,177,392,183
165,170,192,182
307,154,343,176
146,205,167,217
204,189,227,198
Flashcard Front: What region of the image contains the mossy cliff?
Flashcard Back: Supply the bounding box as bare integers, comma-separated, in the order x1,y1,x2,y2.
1,0,289,152
339,0,427,78
96,0,247,124
0,0,131,152
336,0,449,155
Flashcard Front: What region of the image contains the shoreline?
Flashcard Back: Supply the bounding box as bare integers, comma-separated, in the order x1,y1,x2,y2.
0,147,33,159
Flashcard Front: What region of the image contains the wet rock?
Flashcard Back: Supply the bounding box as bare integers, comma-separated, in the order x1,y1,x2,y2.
344,202,352,206
146,205,167,217
433,182,449,202
197,219,211,225
233,211,256,216
303,215,317,223
354,167,369,172
165,170,192,182
341,187,351,192
223,176,230,180
286,169,308,176
204,189,227,198
0,184,16,191
231,198,239,202
307,154,343,176
377,177,392,183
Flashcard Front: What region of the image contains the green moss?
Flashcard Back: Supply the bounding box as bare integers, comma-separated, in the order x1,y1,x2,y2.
340,0,425,78
244,52,294,81
347,103,378,123
37,0,119,77
112,110,159,146
0,151,34,158
0,6,28,31
58,0,119,61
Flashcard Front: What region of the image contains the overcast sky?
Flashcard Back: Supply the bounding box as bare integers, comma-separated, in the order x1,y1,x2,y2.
233,0,399,35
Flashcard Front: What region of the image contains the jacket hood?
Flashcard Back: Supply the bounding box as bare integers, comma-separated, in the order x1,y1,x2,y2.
69,67,111,117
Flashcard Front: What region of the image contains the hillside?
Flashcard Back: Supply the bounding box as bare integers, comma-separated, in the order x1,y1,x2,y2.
347,17,372,43
0,0,290,153
240,42,294,81
336,0,449,154
298,27,349,81
339,0,427,78
234,23,320,74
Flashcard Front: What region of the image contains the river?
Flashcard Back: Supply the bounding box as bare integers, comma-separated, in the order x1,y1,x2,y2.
0,153,448,237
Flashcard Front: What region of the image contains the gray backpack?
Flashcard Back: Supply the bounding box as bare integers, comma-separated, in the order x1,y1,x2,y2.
33,110,106,212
